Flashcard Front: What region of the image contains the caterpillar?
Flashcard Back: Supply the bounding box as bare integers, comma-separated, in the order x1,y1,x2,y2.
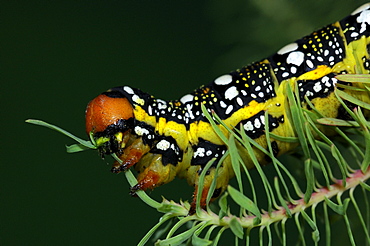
85,3,370,213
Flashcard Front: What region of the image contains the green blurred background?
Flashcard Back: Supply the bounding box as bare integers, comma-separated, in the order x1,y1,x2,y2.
1,0,368,245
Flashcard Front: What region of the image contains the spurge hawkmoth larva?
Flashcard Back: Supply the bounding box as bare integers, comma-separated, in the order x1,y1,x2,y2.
85,3,370,213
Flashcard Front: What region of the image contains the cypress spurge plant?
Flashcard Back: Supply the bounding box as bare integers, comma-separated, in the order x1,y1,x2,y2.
27,74,370,245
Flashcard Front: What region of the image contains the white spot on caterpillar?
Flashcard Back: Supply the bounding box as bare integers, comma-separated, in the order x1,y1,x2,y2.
260,115,265,125
357,9,370,26
244,121,253,131
282,72,290,78
206,150,212,156
132,95,144,106
237,97,243,106
254,118,261,128
360,22,367,34
225,86,238,100
287,51,305,66
157,99,167,105
305,91,314,97
134,126,149,136
123,86,134,94
194,147,205,158
351,32,359,38
157,99,167,109
214,74,233,85
277,42,298,55
290,66,297,74
220,100,227,108
332,77,338,86
180,94,194,104
313,82,322,93
306,60,314,69
186,104,195,119
156,140,170,151
322,76,330,85
225,105,233,115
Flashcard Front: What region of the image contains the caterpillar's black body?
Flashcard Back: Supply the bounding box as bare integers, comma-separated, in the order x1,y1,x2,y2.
85,3,370,211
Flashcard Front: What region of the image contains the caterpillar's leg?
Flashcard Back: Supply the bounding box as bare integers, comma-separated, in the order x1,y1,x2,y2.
130,153,177,194
189,164,232,215
111,136,151,173
187,140,230,214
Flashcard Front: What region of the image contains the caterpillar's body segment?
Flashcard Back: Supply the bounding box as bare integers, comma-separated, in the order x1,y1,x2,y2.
85,3,370,212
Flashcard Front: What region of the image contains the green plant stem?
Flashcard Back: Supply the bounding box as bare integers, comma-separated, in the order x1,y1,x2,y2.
156,167,370,229
224,167,370,228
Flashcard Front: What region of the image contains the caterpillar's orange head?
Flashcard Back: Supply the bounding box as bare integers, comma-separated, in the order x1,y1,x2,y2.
85,90,134,156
